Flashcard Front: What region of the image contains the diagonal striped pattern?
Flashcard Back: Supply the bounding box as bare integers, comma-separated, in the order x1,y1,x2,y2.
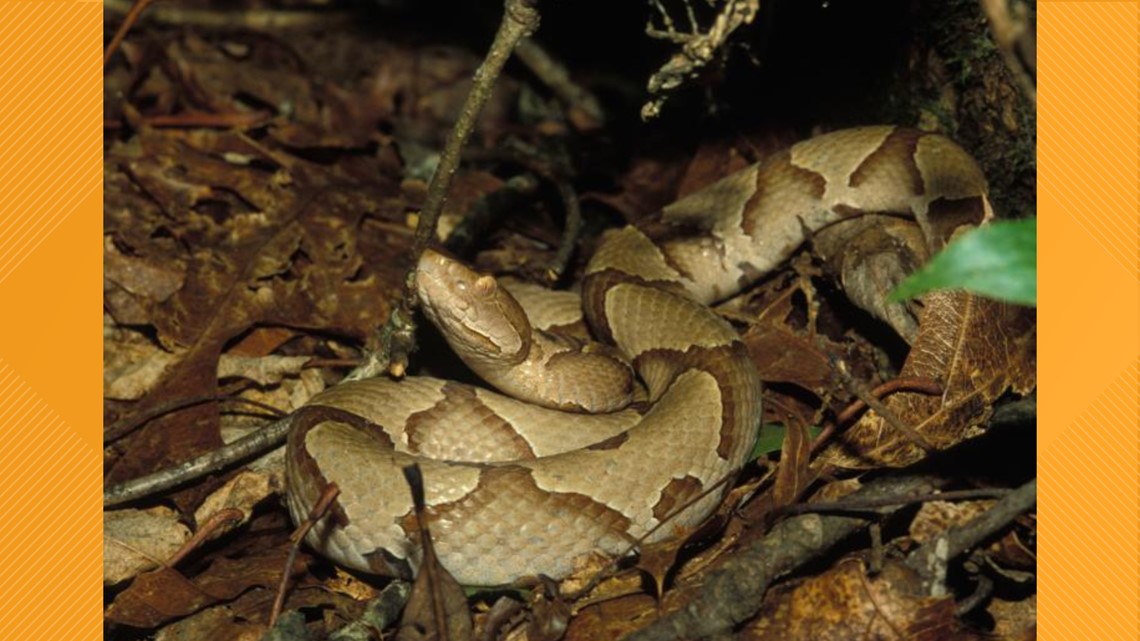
1038,1,1139,283
1038,6,1140,441
0,360,100,638
1038,2,1140,640
0,2,104,639
1038,361,1140,640
0,2,101,287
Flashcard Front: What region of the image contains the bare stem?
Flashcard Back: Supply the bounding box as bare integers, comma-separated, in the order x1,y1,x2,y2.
349,0,541,382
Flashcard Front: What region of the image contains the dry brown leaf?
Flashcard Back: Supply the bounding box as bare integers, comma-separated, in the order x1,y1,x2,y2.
636,538,686,600
153,604,266,641
106,548,303,628
988,593,1037,641
771,419,813,509
193,470,281,541
909,499,997,546
396,467,473,641
395,551,472,641
819,291,1036,469
104,126,402,499
743,558,977,641
564,594,660,641
216,354,311,386
225,327,300,358
104,316,182,401
104,234,187,302
104,507,191,585
745,326,835,393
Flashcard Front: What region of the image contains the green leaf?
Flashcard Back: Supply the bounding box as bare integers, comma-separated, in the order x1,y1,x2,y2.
889,219,1036,305
751,423,823,459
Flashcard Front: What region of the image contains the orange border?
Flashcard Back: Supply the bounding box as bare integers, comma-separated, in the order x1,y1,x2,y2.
0,1,1128,638
1037,2,1140,639
0,1,102,638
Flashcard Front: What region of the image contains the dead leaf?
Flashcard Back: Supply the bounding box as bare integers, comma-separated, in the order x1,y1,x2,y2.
226,327,300,358
193,470,281,541
743,558,977,641
771,419,813,509
104,316,182,401
396,466,473,641
564,594,659,641
104,507,191,585
217,354,311,386
106,548,304,628
104,126,403,502
153,603,267,641
909,500,996,546
636,538,686,600
104,234,187,302
819,292,1036,469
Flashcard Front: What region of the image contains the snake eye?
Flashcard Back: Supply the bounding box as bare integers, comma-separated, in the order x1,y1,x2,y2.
474,275,497,298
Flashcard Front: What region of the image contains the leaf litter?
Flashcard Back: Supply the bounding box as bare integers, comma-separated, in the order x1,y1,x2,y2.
103,4,1037,640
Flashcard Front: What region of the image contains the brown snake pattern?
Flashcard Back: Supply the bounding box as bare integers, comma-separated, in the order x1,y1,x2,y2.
284,126,992,585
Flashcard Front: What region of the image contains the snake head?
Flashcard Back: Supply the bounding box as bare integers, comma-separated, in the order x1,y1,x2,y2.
415,249,532,364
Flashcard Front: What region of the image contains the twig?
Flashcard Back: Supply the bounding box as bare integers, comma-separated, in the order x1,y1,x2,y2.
347,0,540,383
442,173,541,256
461,138,580,281
906,478,1036,595
271,482,340,627
103,415,291,506
165,508,245,567
514,38,605,129
104,0,157,67
954,567,994,616
545,179,583,282
830,356,936,453
105,380,253,444
408,0,540,267
810,376,943,454
833,377,943,427
642,0,761,120
104,405,397,506
780,487,1013,516
621,474,946,641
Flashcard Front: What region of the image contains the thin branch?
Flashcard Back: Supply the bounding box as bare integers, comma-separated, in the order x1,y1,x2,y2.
272,483,340,627
780,487,1013,516
166,508,244,567
546,179,583,282
831,356,936,453
103,416,291,506
515,38,605,129
104,0,157,67
410,0,540,261
906,477,1036,593
621,474,946,641
442,173,541,256
347,0,540,382
105,380,253,444
811,376,943,454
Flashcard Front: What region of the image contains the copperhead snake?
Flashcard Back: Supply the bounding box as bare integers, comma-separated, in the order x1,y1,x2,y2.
284,126,992,585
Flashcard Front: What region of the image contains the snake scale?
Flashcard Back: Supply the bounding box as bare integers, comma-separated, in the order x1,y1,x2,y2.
285,126,992,585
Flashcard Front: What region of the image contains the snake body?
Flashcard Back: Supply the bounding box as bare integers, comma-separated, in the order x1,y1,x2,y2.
285,126,991,585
